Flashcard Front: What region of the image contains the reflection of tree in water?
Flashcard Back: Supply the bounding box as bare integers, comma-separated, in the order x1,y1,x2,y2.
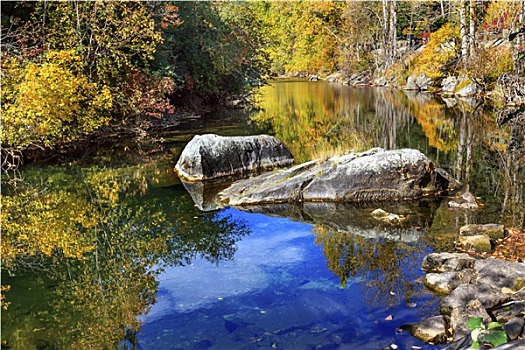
478,112,525,228
443,101,525,228
1,165,250,349
253,83,435,163
312,225,424,307
405,93,524,228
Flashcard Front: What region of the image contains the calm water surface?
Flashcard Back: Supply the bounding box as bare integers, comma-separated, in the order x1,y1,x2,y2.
2,81,523,350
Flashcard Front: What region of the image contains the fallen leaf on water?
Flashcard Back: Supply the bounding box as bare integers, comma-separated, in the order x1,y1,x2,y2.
384,314,393,321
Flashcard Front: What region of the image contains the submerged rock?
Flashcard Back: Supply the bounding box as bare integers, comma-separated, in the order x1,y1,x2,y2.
421,252,475,273
400,315,450,344
235,201,435,242
220,148,460,206
175,134,294,182
371,208,406,223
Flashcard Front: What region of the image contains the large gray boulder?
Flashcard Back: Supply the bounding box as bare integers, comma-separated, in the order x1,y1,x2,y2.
174,134,294,181
220,148,460,206
404,73,433,91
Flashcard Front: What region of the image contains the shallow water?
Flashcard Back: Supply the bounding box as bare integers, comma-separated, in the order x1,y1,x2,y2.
2,81,523,350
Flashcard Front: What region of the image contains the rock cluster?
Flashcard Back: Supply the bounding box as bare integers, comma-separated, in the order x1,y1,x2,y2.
448,190,479,209
404,73,433,91
458,224,505,254
401,252,525,348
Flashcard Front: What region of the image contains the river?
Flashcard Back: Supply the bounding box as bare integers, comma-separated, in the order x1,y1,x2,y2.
1,80,523,350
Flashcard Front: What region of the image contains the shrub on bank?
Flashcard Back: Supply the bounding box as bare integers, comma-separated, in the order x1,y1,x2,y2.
1,50,112,150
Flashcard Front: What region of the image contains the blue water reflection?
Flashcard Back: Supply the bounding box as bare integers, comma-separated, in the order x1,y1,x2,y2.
138,208,441,350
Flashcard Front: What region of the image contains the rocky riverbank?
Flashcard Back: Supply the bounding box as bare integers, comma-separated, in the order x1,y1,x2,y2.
282,70,525,109
400,249,525,349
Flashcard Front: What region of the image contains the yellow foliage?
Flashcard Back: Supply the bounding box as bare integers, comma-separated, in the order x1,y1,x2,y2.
1,190,98,267
252,82,371,163
414,23,460,79
410,101,457,153
1,50,112,149
484,1,522,31
467,45,514,83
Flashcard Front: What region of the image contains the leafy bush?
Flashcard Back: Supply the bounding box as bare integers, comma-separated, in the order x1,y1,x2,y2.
1,50,112,150
467,317,508,348
466,45,514,86
414,23,460,79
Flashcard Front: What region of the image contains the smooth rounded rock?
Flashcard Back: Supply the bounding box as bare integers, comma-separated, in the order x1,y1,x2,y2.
175,134,294,181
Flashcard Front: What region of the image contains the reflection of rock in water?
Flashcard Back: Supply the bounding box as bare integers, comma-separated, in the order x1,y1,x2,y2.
239,200,439,243
180,178,236,211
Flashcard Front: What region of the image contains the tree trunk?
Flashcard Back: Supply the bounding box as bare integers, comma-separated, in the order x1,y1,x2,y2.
469,0,476,58
518,0,525,47
459,0,468,63
390,0,397,65
382,0,390,67
381,0,397,68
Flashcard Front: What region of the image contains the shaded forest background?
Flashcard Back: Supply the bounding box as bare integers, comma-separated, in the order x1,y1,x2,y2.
1,0,524,164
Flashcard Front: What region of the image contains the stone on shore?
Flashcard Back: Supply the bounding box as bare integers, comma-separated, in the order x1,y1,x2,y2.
424,269,475,295
449,299,491,341
412,252,525,348
474,258,525,290
174,134,294,181
399,315,450,344
459,235,492,253
460,224,505,240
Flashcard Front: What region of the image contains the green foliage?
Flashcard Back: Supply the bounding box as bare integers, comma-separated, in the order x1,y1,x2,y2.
467,317,508,348
38,1,171,121
155,1,266,104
